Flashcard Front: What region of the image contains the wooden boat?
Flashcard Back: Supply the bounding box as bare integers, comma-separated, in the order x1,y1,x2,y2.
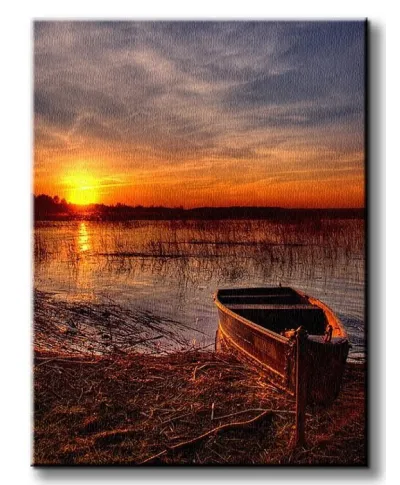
214,287,349,404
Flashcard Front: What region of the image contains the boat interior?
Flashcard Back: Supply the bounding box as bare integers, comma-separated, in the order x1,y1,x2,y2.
217,287,328,336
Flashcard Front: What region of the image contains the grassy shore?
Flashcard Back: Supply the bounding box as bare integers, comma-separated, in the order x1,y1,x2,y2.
33,349,366,465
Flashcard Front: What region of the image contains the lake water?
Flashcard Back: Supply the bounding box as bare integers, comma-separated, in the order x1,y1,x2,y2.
34,219,365,362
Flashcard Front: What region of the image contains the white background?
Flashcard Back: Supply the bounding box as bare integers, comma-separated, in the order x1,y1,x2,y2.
0,1,390,483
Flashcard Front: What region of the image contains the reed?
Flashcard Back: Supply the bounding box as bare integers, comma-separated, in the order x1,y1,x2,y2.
34,218,364,265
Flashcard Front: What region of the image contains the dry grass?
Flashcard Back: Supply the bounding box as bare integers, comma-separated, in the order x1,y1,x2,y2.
33,349,366,466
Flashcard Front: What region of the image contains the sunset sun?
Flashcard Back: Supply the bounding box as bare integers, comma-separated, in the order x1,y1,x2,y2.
64,172,99,205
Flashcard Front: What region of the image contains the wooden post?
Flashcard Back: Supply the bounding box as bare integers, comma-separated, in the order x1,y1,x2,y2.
215,328,222,351
295,326,308,447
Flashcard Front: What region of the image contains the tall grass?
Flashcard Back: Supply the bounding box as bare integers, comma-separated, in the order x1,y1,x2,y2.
34,218,364,289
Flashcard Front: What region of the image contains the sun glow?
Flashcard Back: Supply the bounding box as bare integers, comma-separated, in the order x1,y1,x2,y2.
64,172,99,205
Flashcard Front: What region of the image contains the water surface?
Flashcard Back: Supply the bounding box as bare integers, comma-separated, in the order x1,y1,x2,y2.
34,219,365,361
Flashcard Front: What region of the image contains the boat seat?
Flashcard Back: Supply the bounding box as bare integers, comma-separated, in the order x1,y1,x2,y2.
226,304,317,310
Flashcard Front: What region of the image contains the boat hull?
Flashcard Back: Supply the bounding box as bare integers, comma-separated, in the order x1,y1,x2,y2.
215,287,349,404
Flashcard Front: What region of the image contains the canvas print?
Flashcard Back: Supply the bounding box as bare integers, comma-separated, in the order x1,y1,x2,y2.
33,21,366,465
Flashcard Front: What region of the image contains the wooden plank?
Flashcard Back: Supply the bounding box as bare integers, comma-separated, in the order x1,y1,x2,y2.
221,294,296,299
226,304,318,310
295,327,308,447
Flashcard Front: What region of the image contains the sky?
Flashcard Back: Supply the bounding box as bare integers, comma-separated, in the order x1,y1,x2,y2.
34,21,365,208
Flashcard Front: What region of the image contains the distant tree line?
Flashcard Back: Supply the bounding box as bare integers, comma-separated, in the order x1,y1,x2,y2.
33,194,364,222
34,194,70,219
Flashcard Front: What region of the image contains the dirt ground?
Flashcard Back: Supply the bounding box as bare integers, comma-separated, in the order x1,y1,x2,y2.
33,349,366,465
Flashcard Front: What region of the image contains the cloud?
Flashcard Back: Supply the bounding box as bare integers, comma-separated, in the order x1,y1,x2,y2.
34,21,365,206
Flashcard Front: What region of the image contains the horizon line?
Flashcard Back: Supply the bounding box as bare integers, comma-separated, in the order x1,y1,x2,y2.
33,194,365,212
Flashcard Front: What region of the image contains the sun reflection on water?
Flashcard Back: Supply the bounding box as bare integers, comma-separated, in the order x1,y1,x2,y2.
78,222,90,253
72,222,95,299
